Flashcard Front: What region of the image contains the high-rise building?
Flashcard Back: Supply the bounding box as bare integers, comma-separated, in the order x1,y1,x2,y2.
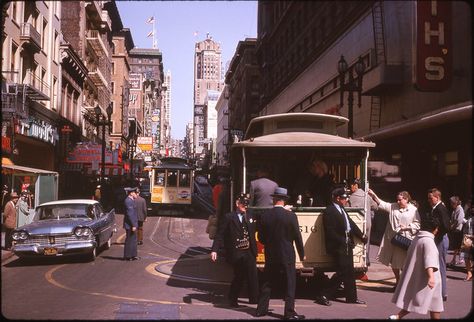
161,70,171,152
193,34,224,158
128,48,164,160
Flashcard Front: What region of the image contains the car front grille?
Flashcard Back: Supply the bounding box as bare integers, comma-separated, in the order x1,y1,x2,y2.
19,234,93,245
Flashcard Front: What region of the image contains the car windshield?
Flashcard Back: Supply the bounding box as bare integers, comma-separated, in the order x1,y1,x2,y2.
34,204,93,221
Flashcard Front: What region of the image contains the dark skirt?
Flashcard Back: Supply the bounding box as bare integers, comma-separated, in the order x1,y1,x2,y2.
450,230,463,249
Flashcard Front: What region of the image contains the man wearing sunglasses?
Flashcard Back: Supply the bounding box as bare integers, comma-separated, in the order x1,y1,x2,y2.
211,193,259,307
315,187,368,306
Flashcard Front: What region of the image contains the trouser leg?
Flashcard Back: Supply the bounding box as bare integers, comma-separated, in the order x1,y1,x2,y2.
437,234,449,298
244,252,259,301
256,264,274,314
229,257,245,302
137,221,144,242
283,263,296,317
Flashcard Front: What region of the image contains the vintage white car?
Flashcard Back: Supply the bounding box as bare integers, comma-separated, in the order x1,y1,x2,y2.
11,199,116,261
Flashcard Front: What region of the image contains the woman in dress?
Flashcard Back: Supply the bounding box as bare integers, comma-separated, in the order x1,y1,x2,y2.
389,217,443,319
368,189,421,287
448,196,465,266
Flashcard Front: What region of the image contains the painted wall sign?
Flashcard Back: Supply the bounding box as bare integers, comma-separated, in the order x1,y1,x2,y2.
415,0,452,91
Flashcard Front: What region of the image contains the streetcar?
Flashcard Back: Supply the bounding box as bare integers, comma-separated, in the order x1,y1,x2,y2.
230,112,375,277
149,157,194,214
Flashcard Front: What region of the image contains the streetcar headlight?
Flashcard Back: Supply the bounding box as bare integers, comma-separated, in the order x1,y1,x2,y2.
73,227,93,237
12,230,29,241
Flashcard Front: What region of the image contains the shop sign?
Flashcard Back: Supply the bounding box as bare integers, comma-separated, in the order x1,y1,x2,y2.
415,0,452,91
137,136,153,152
67,142,113,163
16,118,58,145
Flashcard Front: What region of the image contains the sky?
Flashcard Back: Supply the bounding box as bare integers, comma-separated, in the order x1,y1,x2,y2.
116,0,258,140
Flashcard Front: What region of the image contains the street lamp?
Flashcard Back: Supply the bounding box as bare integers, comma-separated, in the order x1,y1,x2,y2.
94,103,113,186
337,55,365,138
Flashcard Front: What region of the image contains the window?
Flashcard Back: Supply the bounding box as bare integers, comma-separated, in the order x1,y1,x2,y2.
52,76,58,110
11,2,18,23
53,31,59,62
42,18,48,50
111,62,115,75
11,43,18,77
111,81,115,94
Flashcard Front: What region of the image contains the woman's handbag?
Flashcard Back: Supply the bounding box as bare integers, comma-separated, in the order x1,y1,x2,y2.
391,233,412,250
461,234,473,250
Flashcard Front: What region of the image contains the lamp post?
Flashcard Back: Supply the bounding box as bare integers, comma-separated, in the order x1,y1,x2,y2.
94,104,113,186
337,55,366,138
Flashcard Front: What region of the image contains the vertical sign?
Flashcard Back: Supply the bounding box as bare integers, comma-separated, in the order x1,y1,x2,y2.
415,0,451,91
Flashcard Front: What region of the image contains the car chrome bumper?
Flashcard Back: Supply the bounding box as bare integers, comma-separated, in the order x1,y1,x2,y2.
12,241,97,257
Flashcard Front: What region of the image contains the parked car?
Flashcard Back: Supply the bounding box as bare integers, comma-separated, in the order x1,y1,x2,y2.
11,199,116,261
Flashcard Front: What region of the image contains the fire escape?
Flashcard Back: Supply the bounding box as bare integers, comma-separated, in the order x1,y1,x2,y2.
369,1,386,132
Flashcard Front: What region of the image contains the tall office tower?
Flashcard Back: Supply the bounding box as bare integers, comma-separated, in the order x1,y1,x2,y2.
161,70,171,152
193,34,224,157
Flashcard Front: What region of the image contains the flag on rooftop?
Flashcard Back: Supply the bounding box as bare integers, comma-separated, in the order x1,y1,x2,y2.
147,30,154,38
146,16,154,24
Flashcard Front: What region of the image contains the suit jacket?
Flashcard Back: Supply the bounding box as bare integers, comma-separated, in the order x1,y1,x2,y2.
257,206,305,264
322,203,364,255
249,177,278,207
212,210,257,264
135,195,147,221
431,202,451,244
123,196,138,229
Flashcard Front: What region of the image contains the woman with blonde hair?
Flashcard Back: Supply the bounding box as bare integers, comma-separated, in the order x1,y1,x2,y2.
368,189,421,288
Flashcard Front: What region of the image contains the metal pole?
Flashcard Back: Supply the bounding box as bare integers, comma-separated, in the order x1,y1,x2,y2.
101,120,106,185
347,72,355,139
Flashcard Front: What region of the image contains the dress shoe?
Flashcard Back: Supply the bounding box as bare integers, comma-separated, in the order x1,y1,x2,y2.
314,295,331,306
443,296,447,302
137,241,143,245
131,256,140,261
255,311,267,317
346,299,366,304
229,300,239,308
284,313,305,320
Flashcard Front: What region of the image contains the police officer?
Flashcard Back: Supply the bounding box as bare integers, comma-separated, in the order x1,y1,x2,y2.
211,193,259,307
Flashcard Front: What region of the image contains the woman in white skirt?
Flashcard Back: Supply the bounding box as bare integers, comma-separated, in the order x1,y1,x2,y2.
368,189,421,287
389,217,443,319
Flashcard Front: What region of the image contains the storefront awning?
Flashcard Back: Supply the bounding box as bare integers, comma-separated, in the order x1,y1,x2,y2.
2,164,58,175
361,102,472,141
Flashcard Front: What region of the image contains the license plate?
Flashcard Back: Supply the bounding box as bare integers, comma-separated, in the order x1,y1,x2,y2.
44,247,58,255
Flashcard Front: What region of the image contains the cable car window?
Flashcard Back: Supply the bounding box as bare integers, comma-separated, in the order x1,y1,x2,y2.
167,170,178,187
155,170,165,186
179,170,191,187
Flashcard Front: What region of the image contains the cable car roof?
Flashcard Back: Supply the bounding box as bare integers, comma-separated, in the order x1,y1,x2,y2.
232,132,375,148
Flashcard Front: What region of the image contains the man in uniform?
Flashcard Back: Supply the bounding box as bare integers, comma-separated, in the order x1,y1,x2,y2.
123,187,139,261
211,193,259,307
256,187,306,320
315,187,367,306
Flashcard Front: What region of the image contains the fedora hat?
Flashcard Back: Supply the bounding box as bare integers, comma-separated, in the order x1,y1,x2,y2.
10,192,19,199
270,187,290,199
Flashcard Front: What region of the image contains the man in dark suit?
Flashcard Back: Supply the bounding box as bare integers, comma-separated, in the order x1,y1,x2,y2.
211,193,259,307
135,188,148,245
123,187,139,261
255,187,306,320
315,187,368,306
427,188,451,301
